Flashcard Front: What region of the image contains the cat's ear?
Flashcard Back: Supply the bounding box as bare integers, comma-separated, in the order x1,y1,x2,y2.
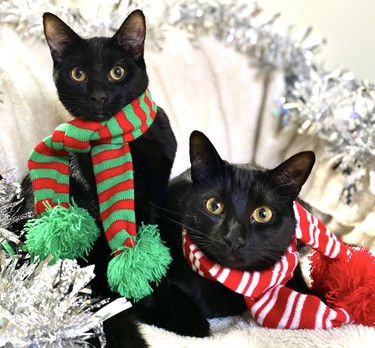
43,13,80,61
189,131,224,181
268,151,315,198
114,10,146,57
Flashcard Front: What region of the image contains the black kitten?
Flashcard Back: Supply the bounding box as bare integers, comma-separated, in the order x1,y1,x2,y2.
153,130,315,336
104,132,315,344
15,11,177,346
19,10,177,299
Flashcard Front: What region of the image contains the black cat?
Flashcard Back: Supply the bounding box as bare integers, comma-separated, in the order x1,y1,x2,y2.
144,130,316,337
15,10,176,347
13,10,177,347
107,131,316,346
20,9,177,298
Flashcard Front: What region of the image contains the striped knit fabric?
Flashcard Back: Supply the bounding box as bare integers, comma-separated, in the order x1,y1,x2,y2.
183,201,353,329
28,90,157,253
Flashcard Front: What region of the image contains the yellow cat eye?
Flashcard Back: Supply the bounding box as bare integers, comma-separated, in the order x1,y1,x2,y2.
109,66,125,81
70,67,87,82
252,206,273,223
205,197,225,215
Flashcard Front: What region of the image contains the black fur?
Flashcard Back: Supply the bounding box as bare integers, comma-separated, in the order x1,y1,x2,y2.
13,10,318,346
43,10,148,122
152,131,316,335
18,121,315,345
22,10,177,299
15,10,177,347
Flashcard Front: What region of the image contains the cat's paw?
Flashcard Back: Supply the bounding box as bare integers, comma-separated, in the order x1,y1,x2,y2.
138,280,211,338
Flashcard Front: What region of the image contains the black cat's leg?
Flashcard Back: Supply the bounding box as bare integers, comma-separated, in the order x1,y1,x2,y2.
287,263,327,302
286,263,311,294
103,308,150,348
136,279,210,338
103,278,210,347
286,263,325,302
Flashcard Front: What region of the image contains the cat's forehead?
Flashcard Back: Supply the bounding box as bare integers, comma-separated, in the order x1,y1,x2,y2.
67,37,125,66
229,164,265,184
225,164,277,202
219,165,258,197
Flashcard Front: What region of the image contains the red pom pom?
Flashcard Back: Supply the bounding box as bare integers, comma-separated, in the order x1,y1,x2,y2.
310,247,375,326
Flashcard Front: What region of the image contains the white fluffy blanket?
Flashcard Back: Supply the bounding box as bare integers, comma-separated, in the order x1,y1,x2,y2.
139,256,375,347
140,317,374,348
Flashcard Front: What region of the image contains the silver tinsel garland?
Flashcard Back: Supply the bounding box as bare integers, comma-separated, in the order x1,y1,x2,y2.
0,254,102,347
0,250,131,347
0,176,132,347
164,0,375,203
0,172,24,229
1,0,374,202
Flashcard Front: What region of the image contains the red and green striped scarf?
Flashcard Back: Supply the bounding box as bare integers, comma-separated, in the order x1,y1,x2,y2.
25,90,171,301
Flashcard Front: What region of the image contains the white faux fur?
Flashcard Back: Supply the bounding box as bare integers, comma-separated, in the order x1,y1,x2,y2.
139,253,375,347
0,28,66,179
140,316,375,348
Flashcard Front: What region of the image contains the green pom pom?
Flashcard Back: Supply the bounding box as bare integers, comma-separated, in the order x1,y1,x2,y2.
107,223,171,301
24,202,100,261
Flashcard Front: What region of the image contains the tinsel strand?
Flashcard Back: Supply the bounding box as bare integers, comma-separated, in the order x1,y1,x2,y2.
2,0,372,203
0,249,131,347
0,252,104,347
164,0,375,203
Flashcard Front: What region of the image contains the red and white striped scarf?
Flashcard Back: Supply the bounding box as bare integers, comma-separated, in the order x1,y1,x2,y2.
183,201,353,329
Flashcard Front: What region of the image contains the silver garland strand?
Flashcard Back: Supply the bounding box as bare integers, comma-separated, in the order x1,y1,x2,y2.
2,0,371,203
164,0,375,204
0,171,33,231
1,0,120,39
0,172,19,229
0,249,133,346
277,69,375,204
0,253,103,347
0,0,166,49
0,174,133,346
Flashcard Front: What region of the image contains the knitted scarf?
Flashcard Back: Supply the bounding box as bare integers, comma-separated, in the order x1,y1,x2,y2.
25,90,171,301
183,201,355,329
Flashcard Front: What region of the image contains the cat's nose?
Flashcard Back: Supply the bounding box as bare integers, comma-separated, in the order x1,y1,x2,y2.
89,91,108,106
224,235,245,250
224,224,245,249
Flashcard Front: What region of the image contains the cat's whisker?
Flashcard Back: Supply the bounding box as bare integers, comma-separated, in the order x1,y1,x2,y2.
151,203,185,219
183,227,207,238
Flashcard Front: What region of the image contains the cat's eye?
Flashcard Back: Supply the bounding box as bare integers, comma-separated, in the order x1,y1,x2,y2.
109,66,125,81
70,67,87,82
205,197,225,215
252,206,273,223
